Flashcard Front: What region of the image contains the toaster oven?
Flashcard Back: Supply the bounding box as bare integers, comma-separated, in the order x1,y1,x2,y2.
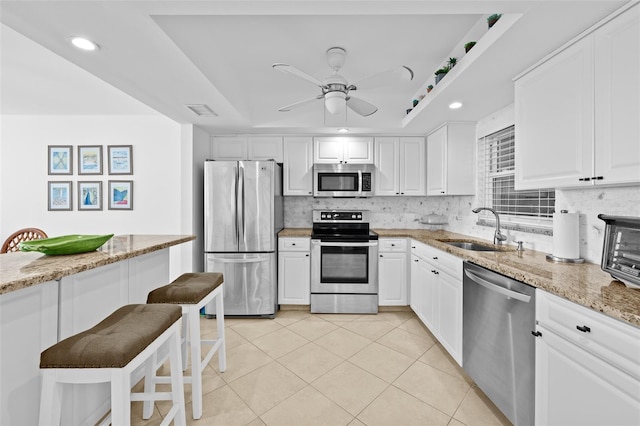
598,214,640,289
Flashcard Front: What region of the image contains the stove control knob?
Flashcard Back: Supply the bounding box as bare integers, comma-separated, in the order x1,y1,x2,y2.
352,214,356,219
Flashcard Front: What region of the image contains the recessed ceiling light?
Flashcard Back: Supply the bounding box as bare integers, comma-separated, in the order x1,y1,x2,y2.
338,128,349,133
69,37,99,51
449,102,463,109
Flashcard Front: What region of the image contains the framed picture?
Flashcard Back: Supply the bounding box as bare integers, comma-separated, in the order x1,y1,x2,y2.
78,145,103,175
107,145,133,175
48,181,72,211
48,145,73,175
108,180,133,210
78,181,102,210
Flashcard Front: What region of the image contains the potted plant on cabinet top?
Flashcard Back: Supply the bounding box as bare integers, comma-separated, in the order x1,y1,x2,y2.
464,41,476,53
487,13,502,28
427,84,434,93
434,66,449,84
448,57,457,69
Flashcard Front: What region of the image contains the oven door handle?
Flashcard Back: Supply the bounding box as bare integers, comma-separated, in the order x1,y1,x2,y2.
311,240,378,247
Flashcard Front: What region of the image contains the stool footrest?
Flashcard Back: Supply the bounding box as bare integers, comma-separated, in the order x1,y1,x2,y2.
131,391,174,402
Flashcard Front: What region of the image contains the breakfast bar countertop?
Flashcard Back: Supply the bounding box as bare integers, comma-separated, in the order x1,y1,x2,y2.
0,234,195,295
278,228,640,328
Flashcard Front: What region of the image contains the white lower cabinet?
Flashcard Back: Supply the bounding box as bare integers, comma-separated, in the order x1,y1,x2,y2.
378,238,408,305
410,240,463,365
535,290,640,426
0,281,58,426
278,237,310,305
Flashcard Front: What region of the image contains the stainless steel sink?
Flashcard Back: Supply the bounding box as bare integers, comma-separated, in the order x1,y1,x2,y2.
442,241,499,251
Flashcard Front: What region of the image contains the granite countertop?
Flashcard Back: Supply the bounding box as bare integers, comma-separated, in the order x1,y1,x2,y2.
279,228,312,237
278,227,640,328
0,234,195,295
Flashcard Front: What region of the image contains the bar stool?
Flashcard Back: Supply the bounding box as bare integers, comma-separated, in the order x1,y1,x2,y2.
38,304,186,426
146,272,226,419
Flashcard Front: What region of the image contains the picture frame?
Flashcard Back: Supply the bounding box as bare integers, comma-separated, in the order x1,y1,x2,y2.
48,181,72,211
48,145,73,175
107,145,133,175
78,181,102,211
78,145,103,175
108,180,133,210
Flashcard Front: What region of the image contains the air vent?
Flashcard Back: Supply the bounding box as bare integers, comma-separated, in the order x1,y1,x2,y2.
186,104,218,117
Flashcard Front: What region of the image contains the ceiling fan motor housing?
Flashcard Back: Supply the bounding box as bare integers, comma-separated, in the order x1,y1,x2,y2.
326,47,347,70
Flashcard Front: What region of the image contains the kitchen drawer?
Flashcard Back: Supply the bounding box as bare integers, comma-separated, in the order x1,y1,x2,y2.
379,238,408,252
410,239,430,259
537,290,640,379
423,245,462,278
278,237,310,252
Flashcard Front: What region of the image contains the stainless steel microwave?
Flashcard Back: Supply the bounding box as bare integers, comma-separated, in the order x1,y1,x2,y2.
313,163,374,197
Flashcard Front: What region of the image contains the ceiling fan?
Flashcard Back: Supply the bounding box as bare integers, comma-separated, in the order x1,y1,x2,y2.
273,47,413,117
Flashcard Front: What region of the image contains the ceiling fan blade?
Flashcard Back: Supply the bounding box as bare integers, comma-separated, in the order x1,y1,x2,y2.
272,63,325,87
278,95,323,112
349,66,414,90
346,96,378,116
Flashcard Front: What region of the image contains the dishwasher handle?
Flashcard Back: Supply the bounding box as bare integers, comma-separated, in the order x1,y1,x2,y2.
464,269,532,303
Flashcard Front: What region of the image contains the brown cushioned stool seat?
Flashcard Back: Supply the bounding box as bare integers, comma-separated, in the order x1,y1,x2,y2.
41,304,182,369
38,303,186,426
144,272,226,420
147,272,223,305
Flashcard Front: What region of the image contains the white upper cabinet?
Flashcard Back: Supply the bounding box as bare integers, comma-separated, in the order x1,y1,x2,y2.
374,137,425,196
426,123,475,196
283,137,313,196
515,4,640,189
593,5,640,185
211,136,283,162
314,137,374,163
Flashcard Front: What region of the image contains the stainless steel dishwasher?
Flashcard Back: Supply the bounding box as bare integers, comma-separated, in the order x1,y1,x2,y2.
463,261,536,426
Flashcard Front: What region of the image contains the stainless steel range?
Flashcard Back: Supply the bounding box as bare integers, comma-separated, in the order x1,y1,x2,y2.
310,209,378,314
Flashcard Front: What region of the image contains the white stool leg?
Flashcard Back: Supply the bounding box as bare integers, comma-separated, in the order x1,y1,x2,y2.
142,351,157,419
188,305,203,419
216,287,227,372
110,369,131,426
39,371,63,426
181,312,188,371
169,324,187,426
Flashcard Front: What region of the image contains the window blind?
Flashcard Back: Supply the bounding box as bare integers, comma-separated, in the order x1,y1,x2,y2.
477,126,555,227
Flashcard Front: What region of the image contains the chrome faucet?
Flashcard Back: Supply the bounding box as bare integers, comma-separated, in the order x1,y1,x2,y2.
472,207,507,245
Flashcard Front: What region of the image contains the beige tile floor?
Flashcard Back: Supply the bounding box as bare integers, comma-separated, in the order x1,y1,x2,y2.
133,309,512,426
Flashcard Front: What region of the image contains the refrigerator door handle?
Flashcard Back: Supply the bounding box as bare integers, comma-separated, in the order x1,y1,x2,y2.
236,163,244,247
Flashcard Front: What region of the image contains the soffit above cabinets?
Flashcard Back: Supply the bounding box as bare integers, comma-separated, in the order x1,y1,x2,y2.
0,1,626,135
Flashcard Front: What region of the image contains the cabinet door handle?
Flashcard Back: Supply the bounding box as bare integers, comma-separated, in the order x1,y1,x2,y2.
440,191,445,194
391,244,395,247
292,243,296,246
592,176,604,180
576,325,591,333
531,331,542,337
432,256,438,260
414,259,419,262
305,254,309,257
380,254,384,258
431,270,439,274
401,192,404,195
578,177,591,182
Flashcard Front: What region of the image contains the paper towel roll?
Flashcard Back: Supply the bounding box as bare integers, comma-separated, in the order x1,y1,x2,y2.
553,211,580,259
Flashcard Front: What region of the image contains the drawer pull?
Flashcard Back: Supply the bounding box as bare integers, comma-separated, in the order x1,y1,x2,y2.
391,244,395,247
432,256,438,260
292,243,296,246
431,270,439,275
305,254,309,257
531,331,542,337
576,325,591,333
414,259,419,262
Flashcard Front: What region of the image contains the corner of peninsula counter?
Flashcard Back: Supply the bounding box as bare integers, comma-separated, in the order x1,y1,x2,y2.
0,234,195,295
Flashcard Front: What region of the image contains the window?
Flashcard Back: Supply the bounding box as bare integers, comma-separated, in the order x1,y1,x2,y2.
477,126,555,230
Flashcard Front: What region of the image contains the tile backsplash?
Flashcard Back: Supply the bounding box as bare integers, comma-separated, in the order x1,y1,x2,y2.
284,185,640,264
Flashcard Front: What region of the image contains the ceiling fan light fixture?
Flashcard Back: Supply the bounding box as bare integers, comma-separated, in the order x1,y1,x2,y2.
449,101,463,109
338,128,349,133
324,91,346,115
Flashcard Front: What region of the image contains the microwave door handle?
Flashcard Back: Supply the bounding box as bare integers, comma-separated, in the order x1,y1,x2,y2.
358,170,363,196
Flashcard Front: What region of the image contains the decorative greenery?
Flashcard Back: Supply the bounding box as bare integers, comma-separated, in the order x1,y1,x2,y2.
448,57,458,68
487,13,502,28
435,66,450,76
427,84,434,92
464,41,477,52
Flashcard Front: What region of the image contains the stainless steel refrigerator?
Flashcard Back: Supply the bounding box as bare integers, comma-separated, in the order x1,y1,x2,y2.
204,160,283,317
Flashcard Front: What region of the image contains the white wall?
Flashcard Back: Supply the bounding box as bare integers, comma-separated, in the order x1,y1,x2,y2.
0,115,190,278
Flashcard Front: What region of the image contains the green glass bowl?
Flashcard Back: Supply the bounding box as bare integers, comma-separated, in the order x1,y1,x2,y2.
18,234,114,255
